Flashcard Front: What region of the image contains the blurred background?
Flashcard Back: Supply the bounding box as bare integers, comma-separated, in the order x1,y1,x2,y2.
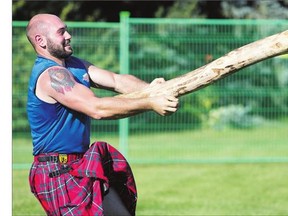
12,0,288,215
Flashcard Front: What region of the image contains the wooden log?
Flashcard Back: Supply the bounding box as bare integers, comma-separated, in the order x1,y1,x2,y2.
118,30,288,99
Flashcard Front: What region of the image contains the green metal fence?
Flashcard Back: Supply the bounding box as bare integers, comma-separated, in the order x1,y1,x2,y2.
12,12,288,165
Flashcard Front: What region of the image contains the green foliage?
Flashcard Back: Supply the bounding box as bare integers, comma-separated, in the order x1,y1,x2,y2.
12,0,25,15
60,2,81,21
12,1,288,22
155,0,205,18
221,0,288,19
70,26,120,72
12,26,35,133
207,104,265,130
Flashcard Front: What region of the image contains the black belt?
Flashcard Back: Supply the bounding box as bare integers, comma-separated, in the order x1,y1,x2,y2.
49,164,71,178
37,155,59,163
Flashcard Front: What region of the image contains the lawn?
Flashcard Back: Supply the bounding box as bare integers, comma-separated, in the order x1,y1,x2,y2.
13,163,288,215
12,124,288,215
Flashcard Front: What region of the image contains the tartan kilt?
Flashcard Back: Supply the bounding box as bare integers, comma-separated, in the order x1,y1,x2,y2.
29,141,137,216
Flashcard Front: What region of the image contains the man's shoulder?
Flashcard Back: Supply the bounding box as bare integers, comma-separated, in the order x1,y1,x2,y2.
33,56,58,74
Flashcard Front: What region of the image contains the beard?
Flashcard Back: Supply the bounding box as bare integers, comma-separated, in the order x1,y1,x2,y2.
47,38,73,59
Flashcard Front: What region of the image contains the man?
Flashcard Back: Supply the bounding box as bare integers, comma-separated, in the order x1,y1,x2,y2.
26,13,179,215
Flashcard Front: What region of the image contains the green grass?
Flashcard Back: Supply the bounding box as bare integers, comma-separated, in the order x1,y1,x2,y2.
133,163,288,215
12,124,288,215
127,124,288,163
13,164,288,215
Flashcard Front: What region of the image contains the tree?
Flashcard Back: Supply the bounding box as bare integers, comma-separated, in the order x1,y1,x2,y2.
221,0,288,19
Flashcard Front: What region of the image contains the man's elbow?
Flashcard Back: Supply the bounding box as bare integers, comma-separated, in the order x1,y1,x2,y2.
89,111,105,120
88,109,114,120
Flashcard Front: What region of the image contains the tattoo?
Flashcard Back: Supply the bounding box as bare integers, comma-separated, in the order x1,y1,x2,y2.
48,67,75,94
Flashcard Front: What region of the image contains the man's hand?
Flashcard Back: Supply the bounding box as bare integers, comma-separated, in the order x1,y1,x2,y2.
146,78,179,116
149,94,179,116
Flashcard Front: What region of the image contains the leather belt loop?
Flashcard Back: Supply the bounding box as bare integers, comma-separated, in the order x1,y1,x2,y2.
49,164,71,178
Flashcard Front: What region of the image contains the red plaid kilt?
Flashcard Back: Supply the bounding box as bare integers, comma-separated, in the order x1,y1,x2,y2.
29,141,137,216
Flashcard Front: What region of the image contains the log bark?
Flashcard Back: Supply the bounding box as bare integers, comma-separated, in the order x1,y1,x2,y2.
118,30,288,99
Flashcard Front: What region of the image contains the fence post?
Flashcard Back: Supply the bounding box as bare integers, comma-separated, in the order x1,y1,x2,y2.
119,11,130,157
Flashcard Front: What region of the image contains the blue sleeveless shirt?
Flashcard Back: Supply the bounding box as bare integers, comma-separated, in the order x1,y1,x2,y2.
27,56,91,155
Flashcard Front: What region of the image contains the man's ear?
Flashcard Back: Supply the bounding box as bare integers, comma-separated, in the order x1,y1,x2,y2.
35,34,46,48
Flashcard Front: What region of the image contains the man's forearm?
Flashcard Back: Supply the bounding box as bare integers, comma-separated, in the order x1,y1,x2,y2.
115,74,148,94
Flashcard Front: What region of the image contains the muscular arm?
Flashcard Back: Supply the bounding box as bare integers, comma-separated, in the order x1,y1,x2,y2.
81,60,148,94
36,66,178,120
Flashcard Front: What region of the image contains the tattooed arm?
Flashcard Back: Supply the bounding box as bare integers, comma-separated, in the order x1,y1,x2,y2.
36,66,179,119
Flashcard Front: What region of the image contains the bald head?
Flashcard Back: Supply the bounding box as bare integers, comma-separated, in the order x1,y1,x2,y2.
26,14,62,47
26,13,73,62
